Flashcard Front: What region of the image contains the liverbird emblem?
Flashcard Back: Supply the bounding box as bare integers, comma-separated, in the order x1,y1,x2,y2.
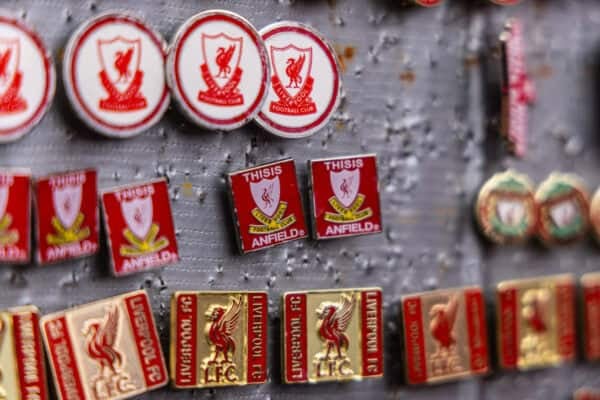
83,306,123,378
316,294,356,360
285,54,305,89
429,294,459,352
205,296,242,364
215,45,235,78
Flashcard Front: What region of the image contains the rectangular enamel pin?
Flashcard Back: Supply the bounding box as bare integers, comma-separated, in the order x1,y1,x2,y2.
40,290,168,400
0,306,49,400
308,154,383,240
582,273,600,361
282,288,383,384
170,291,268,388
0,169,31,264
401,286,489,385
228,158,308,253
35,168,99,265
101,179,179,277
496,274,576,370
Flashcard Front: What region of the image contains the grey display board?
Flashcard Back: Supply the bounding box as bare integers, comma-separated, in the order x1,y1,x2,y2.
1,0,599,398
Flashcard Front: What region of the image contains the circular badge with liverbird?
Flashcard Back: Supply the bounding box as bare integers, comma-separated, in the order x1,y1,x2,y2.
535,173,590,246
476,170,537,244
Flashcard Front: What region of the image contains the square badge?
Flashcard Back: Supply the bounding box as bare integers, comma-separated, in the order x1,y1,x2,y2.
0,169,31,264
496,274,576,370
401,286,489,385
101,179,179,277
170,291,268,388
228,159,307,253
308,154,382,239
0,306,48,400
282,288,383,384
40,290,168,400
35,169,99,265
582,273,600,361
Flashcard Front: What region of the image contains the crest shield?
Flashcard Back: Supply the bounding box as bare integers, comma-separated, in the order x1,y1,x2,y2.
0,185,8,218
250,177,280,217
201,33,243,87
496,199,525,227
270,45,312,98
52,185,82,229
97,36,142,92
0,38,19,95
550,201,577,228
330,169,360,208
121,196,153,240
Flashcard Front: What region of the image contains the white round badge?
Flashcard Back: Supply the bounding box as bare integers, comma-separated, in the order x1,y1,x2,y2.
63,12,169,138
255,22,342,139
0,14,55,143
166,10,269,131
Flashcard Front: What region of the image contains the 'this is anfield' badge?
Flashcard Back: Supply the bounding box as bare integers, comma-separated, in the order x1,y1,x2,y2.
41,290,168,400
101,179,179,277
308,154,382,239
401,287,489,385
496,274,576,371
228,159,307,253
581,273,600,361
170,291,268,389
35,169,99,265
63,13,170,138
0,14,55,143
0,306,49,400
167,10,269,131
256,22,342,139
0,169,30,263
282,288,383,384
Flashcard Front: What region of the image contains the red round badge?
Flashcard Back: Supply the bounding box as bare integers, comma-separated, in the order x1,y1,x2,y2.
167,10,269,131
63,12,170,138
0,14,55,143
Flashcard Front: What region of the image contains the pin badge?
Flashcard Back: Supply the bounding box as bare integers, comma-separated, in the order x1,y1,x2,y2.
475,170,536,244
0,169,30,263
575,389,600,400
228,158,307,253
41,290,168,400
35,169,99,265
401,286,489,385
0,13,55,143
63,12,169,138
167,10,269,131
255,22,342,139
0,306,49,400
101,179,179,276
496,274,576,371
413,0,443,6
535,173,590,246
581,273,600,361
282,288,383,384
588,188,600,243
308,154,382,239
170,291,268,388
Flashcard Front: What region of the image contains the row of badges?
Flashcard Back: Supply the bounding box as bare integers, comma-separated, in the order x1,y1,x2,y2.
476,170,599,246
0,10,342,142
1,273,600,399
0,154,382,266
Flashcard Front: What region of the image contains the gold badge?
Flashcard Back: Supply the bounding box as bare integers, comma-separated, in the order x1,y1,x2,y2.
170,291,268,389
281,288,383,384
582,273,600,361
496,274,576,370
40,290,168,400
0,306,49,400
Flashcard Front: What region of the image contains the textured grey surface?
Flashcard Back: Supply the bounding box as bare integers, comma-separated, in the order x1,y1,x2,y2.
0,0,599,399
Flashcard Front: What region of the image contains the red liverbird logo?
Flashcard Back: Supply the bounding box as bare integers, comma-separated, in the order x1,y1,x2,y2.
316,294,356,359
522,289,549,334
429,294,459,352
0,38,27,114
285,54,305,88
215,45,235,78
205,296,242,364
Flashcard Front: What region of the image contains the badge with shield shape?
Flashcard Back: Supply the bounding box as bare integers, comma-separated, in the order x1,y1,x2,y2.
0,169,30,263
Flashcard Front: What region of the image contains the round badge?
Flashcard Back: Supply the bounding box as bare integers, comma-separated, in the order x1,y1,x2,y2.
535,173,590,246
414,0,443,6
476,170,537,244
166,10,269,131
63,12,169,138
0,15,55,143
255,22,342,139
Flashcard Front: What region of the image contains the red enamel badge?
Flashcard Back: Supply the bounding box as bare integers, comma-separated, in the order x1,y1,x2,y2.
308,154,382,239
34,169,99,265
0,169,30,263
228,159,307,253
101,179,179,276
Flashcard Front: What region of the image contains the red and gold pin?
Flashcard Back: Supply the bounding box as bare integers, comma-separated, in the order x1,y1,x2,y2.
401,286,489,385
170,291,268,388
41,290,168,400
228,159,307,253
34,169,99,264
282,288,383,384
0,169,31,263
535,173,590,246
101,179,179,276
575,388,600,400
496,274,576,371
0,306,49,400
581,273,600,361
